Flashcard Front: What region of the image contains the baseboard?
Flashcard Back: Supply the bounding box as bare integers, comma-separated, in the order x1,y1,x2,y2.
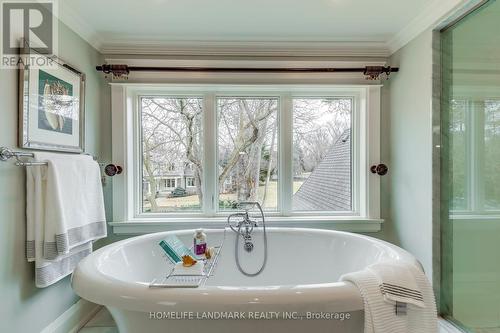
41,298,102,333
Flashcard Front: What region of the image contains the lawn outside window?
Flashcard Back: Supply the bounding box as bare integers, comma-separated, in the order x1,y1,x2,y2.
110,84,382,233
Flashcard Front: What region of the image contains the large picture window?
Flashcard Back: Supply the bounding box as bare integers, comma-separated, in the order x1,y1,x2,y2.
110,84,381,229
139,91,359,216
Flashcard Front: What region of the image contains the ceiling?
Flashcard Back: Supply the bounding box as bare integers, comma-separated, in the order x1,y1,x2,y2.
59,0,466,56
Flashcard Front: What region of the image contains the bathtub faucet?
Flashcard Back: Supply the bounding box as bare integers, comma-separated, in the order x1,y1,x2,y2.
227,202,263,253
227,202,268,276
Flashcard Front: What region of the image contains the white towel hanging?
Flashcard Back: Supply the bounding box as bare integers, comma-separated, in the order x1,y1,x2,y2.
26,152,107,287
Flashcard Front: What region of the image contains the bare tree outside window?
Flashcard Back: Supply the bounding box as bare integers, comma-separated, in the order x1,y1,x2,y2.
217,98,279,210
141,97,203,212
140,95,355,214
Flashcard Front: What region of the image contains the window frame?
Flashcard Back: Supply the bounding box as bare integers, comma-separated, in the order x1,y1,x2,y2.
291,96,356,215
110,84,382,233
449,97,500,217
166,179,176,188
186,177,195,187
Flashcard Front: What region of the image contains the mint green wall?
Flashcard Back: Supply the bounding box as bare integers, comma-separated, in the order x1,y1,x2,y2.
0,23,111,332
387,30,435,279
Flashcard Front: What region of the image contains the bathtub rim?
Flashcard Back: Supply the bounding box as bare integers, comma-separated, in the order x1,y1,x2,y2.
71,228,418,313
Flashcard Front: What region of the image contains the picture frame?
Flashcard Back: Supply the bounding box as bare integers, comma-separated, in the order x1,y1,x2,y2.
18,46,86,153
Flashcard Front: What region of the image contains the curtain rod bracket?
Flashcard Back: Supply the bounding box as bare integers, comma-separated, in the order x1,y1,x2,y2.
364,66,394,80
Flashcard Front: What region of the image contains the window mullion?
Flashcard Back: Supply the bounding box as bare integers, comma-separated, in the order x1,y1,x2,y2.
203,93,216,216
280,94,293,216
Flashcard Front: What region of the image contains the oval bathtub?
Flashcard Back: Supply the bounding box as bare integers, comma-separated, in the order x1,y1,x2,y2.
72,228,417,333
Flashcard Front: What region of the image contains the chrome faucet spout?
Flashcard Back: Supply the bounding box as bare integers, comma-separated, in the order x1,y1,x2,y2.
226,201,264,234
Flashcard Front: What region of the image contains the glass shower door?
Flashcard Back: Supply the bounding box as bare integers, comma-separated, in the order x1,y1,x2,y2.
441,1,500,331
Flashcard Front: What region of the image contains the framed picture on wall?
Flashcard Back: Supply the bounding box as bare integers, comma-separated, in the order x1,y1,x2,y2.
18,47,86,153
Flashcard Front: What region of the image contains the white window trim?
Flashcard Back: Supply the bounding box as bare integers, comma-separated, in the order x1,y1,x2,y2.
110,83,383,234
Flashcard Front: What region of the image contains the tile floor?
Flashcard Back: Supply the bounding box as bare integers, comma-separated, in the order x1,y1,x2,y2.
79,307,118,333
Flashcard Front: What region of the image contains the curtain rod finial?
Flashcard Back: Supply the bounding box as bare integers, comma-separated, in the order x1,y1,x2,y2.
96,64,130,79
364,66,397,80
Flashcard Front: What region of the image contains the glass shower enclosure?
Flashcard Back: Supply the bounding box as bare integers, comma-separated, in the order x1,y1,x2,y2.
441,0,500,331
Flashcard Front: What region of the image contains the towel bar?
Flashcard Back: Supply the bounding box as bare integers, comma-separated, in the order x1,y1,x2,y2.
0,147,102,167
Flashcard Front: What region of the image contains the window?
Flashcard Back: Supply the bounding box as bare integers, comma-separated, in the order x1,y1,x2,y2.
141,97,203,213
217,97,279,211
292,98,352,212
450,98,500,214
166,179,176,188
112,84,381,227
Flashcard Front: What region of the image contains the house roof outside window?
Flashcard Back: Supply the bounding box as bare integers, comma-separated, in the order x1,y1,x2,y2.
293,129,352,211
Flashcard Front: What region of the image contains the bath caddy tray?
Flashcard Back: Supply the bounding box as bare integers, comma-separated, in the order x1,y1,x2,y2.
149,234,225,289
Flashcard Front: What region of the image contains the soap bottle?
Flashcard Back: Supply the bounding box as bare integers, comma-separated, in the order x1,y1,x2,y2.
194,229,207,256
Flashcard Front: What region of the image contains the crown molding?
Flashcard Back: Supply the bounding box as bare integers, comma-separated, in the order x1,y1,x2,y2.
58,1,104,51
387,0,469,54
58,0,474,58
99,40,391,57
103,57,388,67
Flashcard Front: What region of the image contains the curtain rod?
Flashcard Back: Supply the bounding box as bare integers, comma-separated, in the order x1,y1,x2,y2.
96,64,398,80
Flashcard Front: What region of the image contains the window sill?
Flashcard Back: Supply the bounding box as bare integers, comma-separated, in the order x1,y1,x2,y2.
109,217,383,234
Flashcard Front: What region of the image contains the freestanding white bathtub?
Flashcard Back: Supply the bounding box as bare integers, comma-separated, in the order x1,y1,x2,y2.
72,228,418,333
